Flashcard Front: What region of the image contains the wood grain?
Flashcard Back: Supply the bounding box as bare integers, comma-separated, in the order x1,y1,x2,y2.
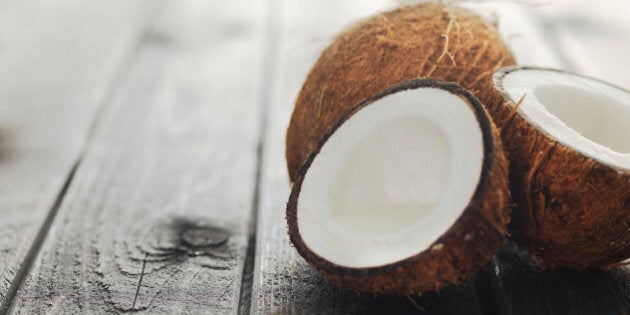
8,0,268,313
0,0,155,305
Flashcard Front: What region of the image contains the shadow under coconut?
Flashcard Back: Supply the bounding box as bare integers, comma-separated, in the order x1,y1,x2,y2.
488,242,630,315
269,261,495,314
354,269,497,315
286,268,496,314
275,244,630,314
355,243,630,314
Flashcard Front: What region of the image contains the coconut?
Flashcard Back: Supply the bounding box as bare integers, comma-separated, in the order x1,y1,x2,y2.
488,66,630,268
287,79,510,294
286,2,516,181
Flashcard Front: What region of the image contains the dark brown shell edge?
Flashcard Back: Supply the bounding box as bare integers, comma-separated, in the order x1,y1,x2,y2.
285,2,516,182
489,66,630,268
286,79,511,294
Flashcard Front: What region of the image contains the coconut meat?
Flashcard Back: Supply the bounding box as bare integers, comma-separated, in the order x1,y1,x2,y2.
297,88,484,268
499,68,630,170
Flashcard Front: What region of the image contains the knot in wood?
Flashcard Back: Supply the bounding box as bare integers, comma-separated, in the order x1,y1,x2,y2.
129,217,234,261
181,227,229,247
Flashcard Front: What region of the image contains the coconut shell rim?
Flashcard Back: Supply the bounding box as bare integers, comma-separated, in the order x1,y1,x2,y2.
287,78,503,276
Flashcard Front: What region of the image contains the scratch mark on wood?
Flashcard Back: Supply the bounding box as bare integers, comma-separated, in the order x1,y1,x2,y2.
145,268,181,310
131,254,148,310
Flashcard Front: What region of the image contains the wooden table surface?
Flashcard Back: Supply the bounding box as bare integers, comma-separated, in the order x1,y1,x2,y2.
0,0,629,313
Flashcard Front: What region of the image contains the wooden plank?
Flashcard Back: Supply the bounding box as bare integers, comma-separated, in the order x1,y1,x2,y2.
0,0,155,306
485,1,630,314
8,0,268,313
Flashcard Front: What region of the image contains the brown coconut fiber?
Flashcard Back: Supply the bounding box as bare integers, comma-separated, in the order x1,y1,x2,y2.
286,1,516,180
488,67,630,269
287,79,511,294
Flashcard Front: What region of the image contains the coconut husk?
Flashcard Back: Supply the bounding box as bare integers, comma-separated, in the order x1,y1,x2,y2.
286,2,516,180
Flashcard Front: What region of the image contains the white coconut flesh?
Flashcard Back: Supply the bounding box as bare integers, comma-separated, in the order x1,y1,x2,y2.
497,68,630,170
297,88,484,268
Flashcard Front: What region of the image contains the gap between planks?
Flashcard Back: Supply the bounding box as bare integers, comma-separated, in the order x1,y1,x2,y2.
0,161,80,315
237,0,282,313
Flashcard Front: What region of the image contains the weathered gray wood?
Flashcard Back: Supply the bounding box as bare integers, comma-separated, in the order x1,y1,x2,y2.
0,0,155,306
9,0,268,313
251,1,630,314
485,1,630,314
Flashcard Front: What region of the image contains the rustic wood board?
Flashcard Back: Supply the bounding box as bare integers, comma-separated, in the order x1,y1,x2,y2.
8,0,268,313
250,1,630,314
0,0,155,308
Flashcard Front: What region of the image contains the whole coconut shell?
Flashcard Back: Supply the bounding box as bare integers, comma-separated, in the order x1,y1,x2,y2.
286,2,516,180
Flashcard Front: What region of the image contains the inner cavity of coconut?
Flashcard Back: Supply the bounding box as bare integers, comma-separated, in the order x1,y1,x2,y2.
498,68,630,170
297,88,483,268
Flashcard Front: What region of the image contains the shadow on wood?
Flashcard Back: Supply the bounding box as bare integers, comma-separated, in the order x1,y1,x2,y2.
489,242,630,315
261,266,496,314
355,269,497,315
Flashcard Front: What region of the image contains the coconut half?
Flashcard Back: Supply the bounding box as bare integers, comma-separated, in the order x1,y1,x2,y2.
492,67,630,268
287,79,510,294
